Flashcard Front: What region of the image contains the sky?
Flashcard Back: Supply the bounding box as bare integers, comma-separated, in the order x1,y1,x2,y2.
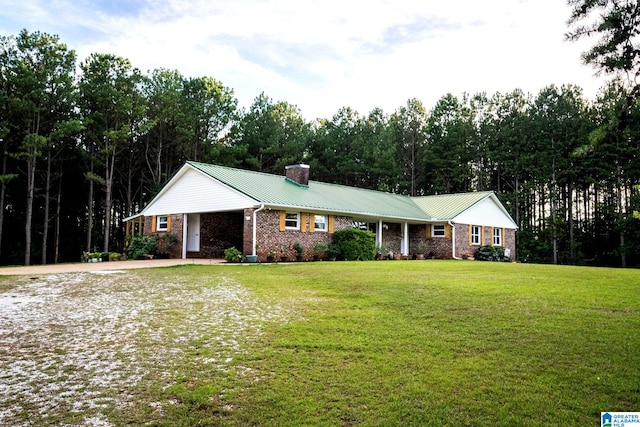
0,0,605,120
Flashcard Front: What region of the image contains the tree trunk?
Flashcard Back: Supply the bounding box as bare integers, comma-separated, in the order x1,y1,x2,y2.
103,149,116,253
54,161,63,263
86,155,94,252
0,148,8,256
25,152,36,266
568,182,575,264
617,164,626,267
41,152,52,264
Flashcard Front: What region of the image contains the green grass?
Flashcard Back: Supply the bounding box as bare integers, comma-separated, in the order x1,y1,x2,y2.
2,261,639,426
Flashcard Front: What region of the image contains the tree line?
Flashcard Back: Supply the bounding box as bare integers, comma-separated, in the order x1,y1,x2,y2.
1,0,639,267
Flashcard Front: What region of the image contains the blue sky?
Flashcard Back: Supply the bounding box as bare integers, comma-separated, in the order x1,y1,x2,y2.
0,0,604,120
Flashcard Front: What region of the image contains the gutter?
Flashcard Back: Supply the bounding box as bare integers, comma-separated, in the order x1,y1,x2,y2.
448,220,462,260
252,204,265,256
258,203,430,223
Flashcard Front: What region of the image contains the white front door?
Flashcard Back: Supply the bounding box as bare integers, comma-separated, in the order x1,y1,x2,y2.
187,214,201,252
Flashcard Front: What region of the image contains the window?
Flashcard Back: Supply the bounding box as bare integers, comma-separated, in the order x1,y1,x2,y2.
471,225,481,245
493,227,502,246
432,224,446,237
353,221,367,230
353,221,377,234
285,212,300,229
157,215,169,231
314,215,327,232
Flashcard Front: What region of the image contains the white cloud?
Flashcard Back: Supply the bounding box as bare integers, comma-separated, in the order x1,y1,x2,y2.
0,0,605,119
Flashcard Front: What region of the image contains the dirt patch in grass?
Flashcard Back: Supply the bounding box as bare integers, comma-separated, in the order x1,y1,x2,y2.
0,270,289,426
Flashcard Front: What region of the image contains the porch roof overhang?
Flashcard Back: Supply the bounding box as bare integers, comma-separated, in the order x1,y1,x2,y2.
123,213,145,222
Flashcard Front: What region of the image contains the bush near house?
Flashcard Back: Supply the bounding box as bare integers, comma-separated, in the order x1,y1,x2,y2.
124,235,157,260
224,246,243,263
332,228,376,261
474,245,510,262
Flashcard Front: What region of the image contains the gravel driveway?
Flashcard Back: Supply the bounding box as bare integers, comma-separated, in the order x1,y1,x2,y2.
0,258,223,275
0,268,288,426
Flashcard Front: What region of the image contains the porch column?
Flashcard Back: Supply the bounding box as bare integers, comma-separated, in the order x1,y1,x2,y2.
378,220,383,247
402,222,409,255
182,213,187,259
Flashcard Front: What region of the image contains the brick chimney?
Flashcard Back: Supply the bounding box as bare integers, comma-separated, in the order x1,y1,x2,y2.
285,163,310,186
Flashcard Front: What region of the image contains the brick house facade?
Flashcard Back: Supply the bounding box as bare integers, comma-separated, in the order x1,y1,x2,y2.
132,162,518,261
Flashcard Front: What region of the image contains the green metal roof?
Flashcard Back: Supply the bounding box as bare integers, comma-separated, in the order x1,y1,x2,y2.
412,191,494,220
185,162,501,223
187,161,431,221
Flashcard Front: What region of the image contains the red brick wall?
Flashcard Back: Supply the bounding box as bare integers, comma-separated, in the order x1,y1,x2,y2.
248,209,343,262
199,212,244,258
146,211,516,262
454,223,517,260
144,214,183,258
426,235,453,259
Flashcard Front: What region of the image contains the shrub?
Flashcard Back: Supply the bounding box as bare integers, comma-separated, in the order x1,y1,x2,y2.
124,235,157,260
327,243,341,260
474,245,510,262
224,246,243,263
311,242,328,259
332,228,376,261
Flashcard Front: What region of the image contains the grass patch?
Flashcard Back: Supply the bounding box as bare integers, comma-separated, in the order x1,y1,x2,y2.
1,262,638,425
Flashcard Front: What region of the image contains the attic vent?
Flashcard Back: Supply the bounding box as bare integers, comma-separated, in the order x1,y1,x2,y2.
285,163,310,186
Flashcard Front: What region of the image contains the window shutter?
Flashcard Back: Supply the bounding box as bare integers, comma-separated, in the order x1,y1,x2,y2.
328,215,335,233
481,227,485,245
502,228,506,247
445,224,451,239
426,225,432,239
279,211,286,231
167,215,172,232
151,216,157,233
468,224,472,245
300,213,306,232
310,214,315,233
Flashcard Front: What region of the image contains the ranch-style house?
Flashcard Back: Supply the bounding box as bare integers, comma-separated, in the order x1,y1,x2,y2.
125,162,518,261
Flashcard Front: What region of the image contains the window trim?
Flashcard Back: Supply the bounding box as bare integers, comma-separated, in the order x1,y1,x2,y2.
432,224,446,238
157,215,169,231
493,227,502,246
471,225,481,245
314,214,327,232
285,212,300,230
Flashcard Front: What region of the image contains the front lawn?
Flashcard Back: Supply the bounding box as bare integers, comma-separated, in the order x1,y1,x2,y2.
1,261,638,426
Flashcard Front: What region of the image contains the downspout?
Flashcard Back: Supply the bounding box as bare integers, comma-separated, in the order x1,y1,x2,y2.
252,204,265,256
449,220,462,260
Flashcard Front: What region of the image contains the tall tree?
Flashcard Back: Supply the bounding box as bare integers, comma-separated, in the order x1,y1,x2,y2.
79,53,145,253
229,93,310,174
567,1,640,266
0,35,18,257
566,0,640,88
6,30,77,265
424,94,475,194
183,76,237,164
361,108,401,192
390,99,428,195
530,85,592,264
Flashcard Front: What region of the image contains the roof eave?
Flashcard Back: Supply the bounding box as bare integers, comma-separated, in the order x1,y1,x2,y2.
260,203,432,223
